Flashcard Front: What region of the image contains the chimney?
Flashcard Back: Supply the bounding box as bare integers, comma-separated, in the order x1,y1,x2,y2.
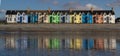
27,7,30,14
69,8,72,13
91,7,93,12
111,7,114,11
48,7,51,13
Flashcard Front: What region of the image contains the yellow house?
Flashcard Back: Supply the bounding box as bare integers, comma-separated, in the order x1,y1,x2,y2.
74,13,82,23
70,13,75,23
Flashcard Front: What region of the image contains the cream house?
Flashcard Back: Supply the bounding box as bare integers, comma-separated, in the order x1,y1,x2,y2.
6,11,17,23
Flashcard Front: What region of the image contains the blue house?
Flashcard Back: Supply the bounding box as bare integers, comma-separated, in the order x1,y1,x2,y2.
86,12,93,24
33,13,38,23
29,12,35,23
82,13,87,23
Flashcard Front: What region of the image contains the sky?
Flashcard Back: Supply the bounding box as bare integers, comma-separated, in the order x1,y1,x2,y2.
0,0,120,19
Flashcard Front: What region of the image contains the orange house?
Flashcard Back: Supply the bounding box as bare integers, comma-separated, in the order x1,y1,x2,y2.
96,13,103,24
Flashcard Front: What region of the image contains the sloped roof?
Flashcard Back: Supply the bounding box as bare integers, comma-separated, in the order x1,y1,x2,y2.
6,10,115,15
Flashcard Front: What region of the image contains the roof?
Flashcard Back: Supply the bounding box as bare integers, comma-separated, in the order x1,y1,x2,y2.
6,10,115,15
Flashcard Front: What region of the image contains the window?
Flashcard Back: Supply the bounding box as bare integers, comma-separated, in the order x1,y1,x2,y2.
10,18,12,21
9,15,10,17
8,18,9,21
80,18,81,20
14,18,16,21
74,18,76,20
109,18,112,20
23,14,25,16
18,14,20,16
18,18,20,20
23,17,25,20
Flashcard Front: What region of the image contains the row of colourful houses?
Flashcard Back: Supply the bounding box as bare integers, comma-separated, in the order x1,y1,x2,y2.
6,9,115,24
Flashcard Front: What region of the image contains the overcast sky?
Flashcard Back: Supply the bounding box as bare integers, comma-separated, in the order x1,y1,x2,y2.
0,0,120,19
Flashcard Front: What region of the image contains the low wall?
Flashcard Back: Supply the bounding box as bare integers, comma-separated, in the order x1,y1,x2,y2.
0,24,120,32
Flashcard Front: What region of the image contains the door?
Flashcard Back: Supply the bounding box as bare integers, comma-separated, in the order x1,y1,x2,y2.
106,17,109,23
62,17,65,23
20,16,22,23
28,16,31,23
72,17,74,23
85,16,87,23
50,16,53,23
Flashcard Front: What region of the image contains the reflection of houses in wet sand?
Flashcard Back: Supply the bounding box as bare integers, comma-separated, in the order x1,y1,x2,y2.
70,38,74,49
38,38,43,48
104,39,109,50
27,37,38,49
5,37,16,49
0,38,5,49
43,38,49,49
109,38,116,50
74,38,82,49
50,38,61,49
104,38,116,50
94,38,104,50
16,36,28,49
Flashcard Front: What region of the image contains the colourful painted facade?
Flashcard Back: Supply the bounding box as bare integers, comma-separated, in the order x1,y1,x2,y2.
6,9,115,24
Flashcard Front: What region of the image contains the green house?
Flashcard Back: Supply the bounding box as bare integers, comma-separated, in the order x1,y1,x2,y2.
49,12,60,23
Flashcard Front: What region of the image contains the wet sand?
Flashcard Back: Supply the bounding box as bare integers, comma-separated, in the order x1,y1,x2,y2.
0,24,120,32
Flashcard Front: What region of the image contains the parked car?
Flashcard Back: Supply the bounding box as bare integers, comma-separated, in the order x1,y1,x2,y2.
115,17,120,23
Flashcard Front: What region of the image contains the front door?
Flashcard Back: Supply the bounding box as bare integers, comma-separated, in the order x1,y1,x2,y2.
85,17,87,23
20,16,22,23
106,17,109,23
50,16,52,23
28,16,31,23
62,17,65,23
72,17,74,23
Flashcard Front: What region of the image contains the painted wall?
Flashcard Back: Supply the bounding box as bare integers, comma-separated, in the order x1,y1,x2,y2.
96,14,103,24
109,15,115,23
22,15,28,23
6,15,16,23
38,13,44,23
70,15,74,23
74,14,82,23
82,13,87,24
43,15,49,23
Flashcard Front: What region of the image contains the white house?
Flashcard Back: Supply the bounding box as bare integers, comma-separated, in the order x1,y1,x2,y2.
22,12,28,23
38,13,44,23
6,11,17,23
109,13,115,23
43,13,49,23
16,12,21,23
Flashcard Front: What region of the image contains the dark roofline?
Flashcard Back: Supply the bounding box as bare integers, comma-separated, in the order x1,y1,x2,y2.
6,10,115,15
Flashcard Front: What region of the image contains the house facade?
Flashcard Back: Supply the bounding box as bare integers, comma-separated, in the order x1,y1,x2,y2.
6,9,115,24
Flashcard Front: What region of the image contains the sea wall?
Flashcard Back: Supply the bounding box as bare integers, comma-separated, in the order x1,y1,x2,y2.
0,24,120,32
